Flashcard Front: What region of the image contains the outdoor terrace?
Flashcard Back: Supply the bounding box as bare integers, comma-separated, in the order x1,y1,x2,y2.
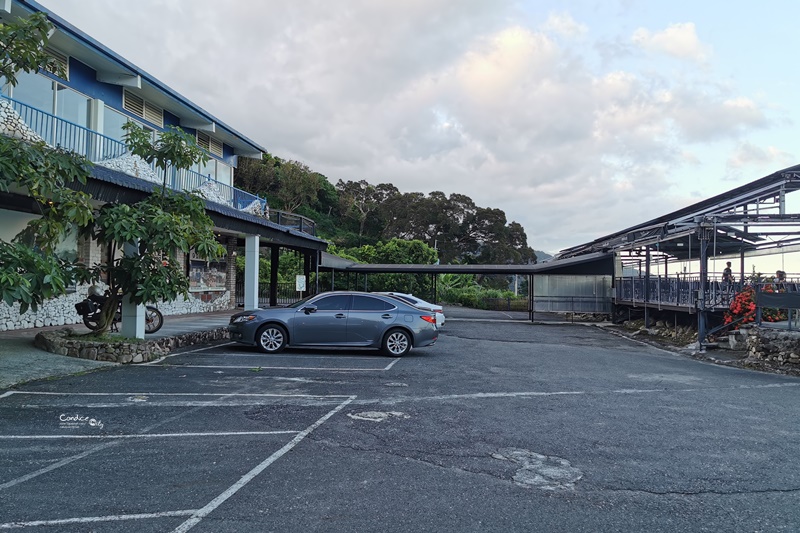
1,95,316,236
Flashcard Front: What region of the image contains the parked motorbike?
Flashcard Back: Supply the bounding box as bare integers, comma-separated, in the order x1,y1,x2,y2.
75,287,164,334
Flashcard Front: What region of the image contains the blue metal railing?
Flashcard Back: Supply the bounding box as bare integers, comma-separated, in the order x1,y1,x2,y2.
1,95,278,218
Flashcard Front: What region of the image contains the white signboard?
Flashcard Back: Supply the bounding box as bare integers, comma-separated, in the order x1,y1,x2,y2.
296,275,307,292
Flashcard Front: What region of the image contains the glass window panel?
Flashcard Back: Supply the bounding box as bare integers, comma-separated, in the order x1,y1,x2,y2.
55,85,89,127
54,85,90,156
199,158,215,180
216,162,232,187
103,106,128,142
314,295,351,311
12,71,53,113
352,295,391,311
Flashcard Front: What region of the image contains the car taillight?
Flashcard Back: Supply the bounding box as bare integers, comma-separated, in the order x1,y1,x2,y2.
420,315,436,324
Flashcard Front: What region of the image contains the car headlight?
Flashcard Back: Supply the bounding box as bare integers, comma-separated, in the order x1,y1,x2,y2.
231,315,257,324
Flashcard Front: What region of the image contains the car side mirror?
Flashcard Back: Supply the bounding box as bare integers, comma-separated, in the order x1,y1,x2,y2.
302,305,317,315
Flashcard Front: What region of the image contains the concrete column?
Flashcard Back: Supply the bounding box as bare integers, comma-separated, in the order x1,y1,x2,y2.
244,234,260,310
120,241,145,339
88,99,104,161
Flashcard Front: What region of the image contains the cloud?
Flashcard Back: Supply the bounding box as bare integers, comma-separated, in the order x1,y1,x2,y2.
38,1,785,254
631,22,711,63
542,12,588,38
726,142,794,174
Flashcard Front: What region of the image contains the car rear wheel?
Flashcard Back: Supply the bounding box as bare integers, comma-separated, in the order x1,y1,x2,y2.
256,324,287,354
382,329,411,357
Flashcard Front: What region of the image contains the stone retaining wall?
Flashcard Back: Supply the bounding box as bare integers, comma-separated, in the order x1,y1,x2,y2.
0,286,233,332
34,327,230,364
745,327,800,366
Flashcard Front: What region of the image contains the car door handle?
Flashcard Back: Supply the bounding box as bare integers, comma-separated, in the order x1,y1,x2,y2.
381,314,393,319
335,313,346,319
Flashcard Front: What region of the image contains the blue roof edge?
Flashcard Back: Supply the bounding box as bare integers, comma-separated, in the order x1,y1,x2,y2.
17,0,268,156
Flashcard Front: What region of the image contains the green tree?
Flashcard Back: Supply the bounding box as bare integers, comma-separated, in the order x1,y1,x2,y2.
274,160,318,213
337,180,398,241
85,125,224,335
339,238,438,297
235,154,280,200
0,13,95,313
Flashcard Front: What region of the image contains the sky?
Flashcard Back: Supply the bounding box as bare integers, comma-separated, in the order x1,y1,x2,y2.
35,0,800,257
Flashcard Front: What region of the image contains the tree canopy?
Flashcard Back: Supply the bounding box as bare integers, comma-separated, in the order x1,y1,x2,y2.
235,155,537,265
0,13,95,313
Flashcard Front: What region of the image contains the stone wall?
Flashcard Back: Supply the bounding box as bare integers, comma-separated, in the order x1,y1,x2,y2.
0,285,234,333
34,326,230,364
745,327,800,366
0,286,90,331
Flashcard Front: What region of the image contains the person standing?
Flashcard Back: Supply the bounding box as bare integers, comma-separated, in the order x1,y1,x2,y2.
722,261,734,292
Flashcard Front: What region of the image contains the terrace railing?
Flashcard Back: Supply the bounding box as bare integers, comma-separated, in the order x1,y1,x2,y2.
615,276,739,310
267,210,316,236
1,95,287,222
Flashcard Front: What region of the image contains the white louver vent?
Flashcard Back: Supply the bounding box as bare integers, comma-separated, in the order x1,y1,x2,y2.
123,90,144,117
143,103,163,127
197,131,223,157
123,90,163,128
209,137,223,157
196,131,210,150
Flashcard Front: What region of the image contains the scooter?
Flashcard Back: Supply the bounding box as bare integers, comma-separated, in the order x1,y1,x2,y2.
75,287,164,334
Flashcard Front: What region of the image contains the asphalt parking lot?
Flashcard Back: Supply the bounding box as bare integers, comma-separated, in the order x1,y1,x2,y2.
2,314,799,532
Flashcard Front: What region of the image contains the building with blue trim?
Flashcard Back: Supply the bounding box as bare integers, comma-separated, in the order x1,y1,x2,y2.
0,0,327,334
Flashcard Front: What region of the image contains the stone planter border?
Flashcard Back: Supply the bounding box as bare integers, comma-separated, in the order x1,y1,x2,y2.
34,327,230,364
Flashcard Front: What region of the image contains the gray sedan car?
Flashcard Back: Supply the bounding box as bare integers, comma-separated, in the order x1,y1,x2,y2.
229,291,438,356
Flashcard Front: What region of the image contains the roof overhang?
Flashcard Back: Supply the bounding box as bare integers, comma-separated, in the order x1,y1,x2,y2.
77,165,328,252
12,1,268,159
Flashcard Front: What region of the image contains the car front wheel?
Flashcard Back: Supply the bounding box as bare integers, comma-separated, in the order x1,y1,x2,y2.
382,329,411,357
256,324,287,353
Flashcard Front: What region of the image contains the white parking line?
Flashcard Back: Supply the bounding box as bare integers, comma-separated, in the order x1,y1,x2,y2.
179,352,392,360
0,510,197,529
0,389,273,491
171,396,355,533
1,391,353,398
156,364,393,371
143,343,236,365
16,400,345,408
352,381,800,405
0,431,299,440
2,391,354,409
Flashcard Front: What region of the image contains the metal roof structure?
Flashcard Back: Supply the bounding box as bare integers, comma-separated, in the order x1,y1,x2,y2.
555,163,800,263
319,251,613,276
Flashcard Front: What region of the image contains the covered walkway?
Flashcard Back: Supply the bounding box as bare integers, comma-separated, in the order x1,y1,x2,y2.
554,164,800,347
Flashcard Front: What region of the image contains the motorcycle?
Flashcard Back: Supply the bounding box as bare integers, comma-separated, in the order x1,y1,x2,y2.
75,287,164,334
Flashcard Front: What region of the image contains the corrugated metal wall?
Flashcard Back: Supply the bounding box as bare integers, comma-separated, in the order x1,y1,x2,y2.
533,275,612,313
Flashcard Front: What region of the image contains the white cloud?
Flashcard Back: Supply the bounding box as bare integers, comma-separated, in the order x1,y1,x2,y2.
37,1,789,254
542,12,588,38
727,142,794,172
631,22,711,63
